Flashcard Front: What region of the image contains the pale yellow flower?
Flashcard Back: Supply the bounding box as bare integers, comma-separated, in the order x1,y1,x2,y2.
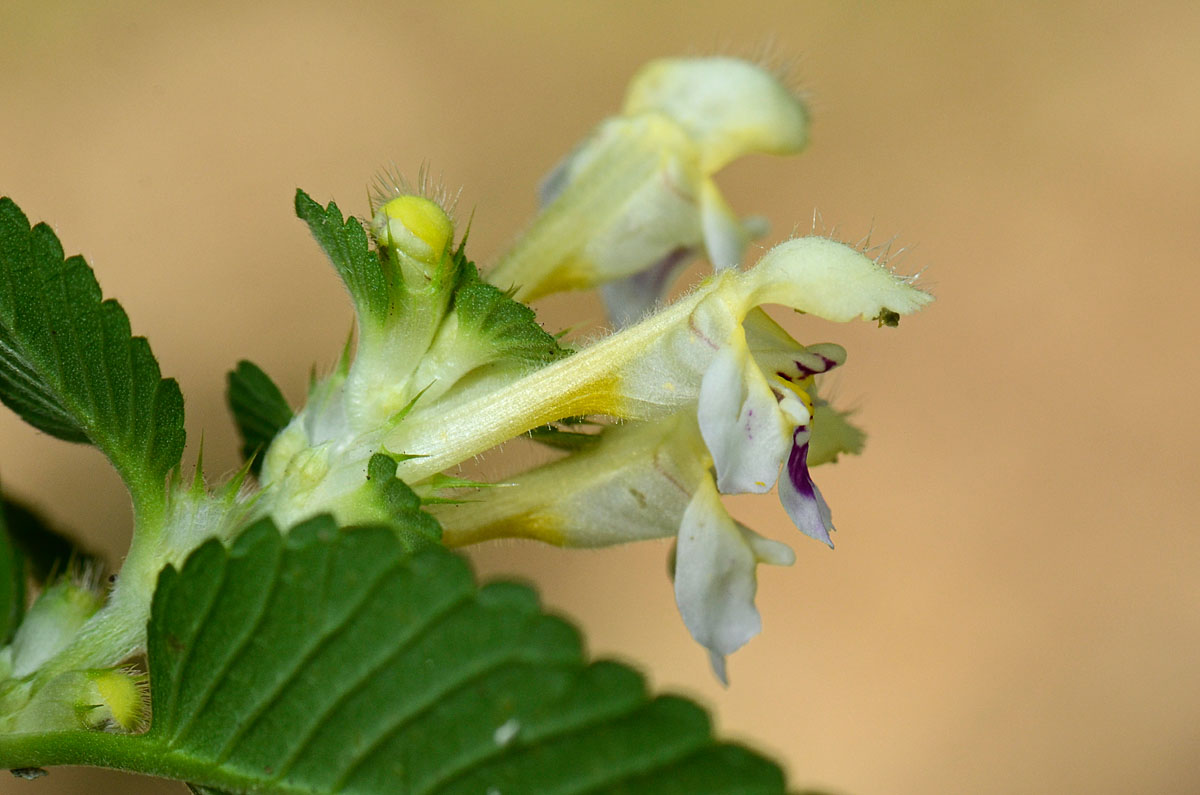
488,56,809,324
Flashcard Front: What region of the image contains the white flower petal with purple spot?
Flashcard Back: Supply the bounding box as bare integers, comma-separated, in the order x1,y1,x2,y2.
778,426,836,547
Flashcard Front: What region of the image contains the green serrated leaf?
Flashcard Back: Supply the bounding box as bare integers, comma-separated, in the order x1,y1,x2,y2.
294,189,391,327
0,198,186,507
226,360,294,476
144,517,787,793
0,497,99,586
0,499,25,643
0,517,787,793
449,251,569,366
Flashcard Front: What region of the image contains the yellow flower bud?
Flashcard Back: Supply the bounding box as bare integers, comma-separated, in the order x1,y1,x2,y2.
85,667,147,731
371,194,454,266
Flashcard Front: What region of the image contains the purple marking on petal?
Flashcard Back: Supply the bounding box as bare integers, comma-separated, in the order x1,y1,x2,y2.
776,354,839,384
687,312,721,350
780,428,835,547
786,440,817,500
791,354,839,379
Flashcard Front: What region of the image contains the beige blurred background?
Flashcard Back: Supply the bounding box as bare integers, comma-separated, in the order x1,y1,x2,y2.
2,1,1198,793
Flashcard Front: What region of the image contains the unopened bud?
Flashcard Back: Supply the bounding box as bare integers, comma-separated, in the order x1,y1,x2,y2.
83,667,147,730
10,580,102,678
370,195,453,269
12,667,146,733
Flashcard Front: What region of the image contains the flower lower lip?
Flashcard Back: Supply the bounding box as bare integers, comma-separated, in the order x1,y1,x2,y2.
780,431,836,548
787,438,817,499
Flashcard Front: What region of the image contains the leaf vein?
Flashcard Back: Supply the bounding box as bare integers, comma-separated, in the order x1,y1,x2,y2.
210,551,398,763
573,742,721,795
331,648,535,792
419,675,647,795
157,555,230,735
267,586,476,783
170,542,284,747
0,346,78,424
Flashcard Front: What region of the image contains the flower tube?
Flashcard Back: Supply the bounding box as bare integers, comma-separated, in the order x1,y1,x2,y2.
388,236,930,481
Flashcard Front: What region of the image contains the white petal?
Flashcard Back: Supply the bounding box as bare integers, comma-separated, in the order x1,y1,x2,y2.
697,341,791,494
674,477,767,684
737,523,796,567
700,180,748,270
775,389,811,428
707,650,730,685
778,429,836,547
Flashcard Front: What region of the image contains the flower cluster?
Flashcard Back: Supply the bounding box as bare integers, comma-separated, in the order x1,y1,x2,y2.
424,238,928,680
256,56,931,682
